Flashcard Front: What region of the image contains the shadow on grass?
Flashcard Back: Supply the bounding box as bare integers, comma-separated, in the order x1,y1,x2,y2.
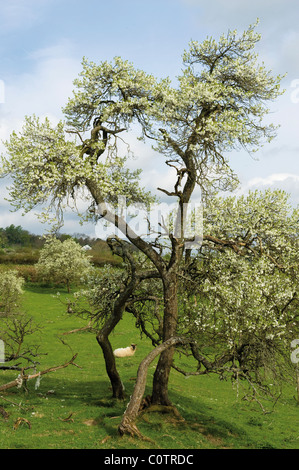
7,374,130,412
4,373,279,449
39,377,250,445
169,389,246,441
24,285,71,295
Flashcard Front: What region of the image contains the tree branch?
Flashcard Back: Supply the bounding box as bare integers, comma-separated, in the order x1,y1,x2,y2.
118,336,187,437
0,354,79,392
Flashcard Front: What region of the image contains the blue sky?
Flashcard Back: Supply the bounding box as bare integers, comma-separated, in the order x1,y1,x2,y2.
0,0,298,236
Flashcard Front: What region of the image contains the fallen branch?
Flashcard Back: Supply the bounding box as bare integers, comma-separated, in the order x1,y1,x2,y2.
59,412,74,423
62,324,93,335
0,394,28,412
0,354,79,392
13,417,31,430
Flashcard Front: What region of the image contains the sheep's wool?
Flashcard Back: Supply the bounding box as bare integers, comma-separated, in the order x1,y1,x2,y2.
113,344,136,358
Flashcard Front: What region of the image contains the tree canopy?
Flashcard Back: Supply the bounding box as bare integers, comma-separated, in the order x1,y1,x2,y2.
1,22,284,229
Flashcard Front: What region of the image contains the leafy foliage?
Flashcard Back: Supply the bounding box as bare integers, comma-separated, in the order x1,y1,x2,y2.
0,269,24,316
0,22,284,226
36,237,92,292
0,269,41,367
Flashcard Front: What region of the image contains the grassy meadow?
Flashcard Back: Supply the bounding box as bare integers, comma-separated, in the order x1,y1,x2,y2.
0,282,298,450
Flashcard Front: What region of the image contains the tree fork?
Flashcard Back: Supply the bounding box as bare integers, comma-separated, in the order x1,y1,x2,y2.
151,269,180,405
95,237,139,399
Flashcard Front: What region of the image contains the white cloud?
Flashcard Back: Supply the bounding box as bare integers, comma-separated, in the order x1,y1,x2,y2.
181,0,298,29
13,43,79,115
0,38,84,234
0,40,80,150
236,173,299,206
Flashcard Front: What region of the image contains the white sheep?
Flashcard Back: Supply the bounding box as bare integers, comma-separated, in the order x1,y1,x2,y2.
113,343,137,358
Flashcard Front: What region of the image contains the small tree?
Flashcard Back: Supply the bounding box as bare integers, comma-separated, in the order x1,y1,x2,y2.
0,268,79,396
0,269,24,317
0,269,40,368
36,237,92,292
4,224,31,246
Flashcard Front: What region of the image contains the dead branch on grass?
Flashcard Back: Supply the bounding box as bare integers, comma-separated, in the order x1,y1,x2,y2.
0,354,79,392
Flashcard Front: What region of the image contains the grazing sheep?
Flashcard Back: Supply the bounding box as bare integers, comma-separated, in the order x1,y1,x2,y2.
113,344,137,358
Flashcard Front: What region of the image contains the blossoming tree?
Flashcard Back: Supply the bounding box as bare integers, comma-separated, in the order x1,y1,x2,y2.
36,237,92,292
0,269,41,373
183,190,298,391
1,22,291,432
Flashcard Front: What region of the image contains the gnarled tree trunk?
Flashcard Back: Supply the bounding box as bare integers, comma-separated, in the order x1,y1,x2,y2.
151,273,179,405
96,332,125,399
96,257,137,400
118,336,184,437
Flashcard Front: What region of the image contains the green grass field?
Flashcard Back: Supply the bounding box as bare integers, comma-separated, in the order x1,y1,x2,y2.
0,284,298,449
